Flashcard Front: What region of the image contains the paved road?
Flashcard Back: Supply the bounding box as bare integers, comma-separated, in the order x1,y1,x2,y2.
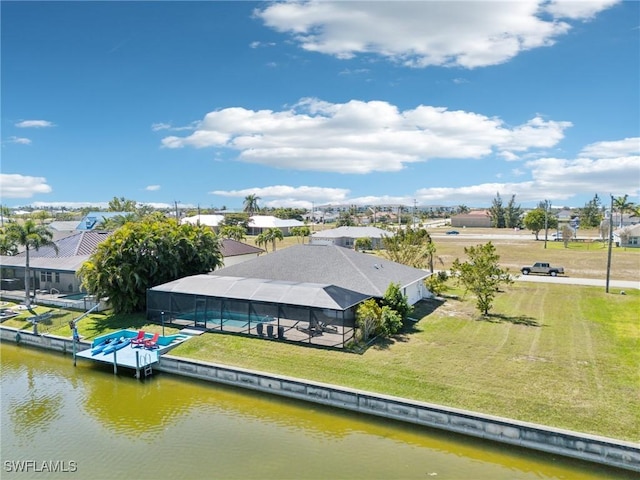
515,275,639,290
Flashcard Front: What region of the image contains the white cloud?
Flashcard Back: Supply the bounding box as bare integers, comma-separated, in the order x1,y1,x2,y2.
145,185,161,191
15,120,55,128
544,0,620,20
212,185,350,209
255,1,619,68
6,136,32,145
0,174,52,198
578,137,640,158
152,121,199,132
31,201,109,209
411,148,640,205
162,98,571,173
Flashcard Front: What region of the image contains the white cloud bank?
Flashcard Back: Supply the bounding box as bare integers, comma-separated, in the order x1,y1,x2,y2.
213,138,640,208
15,120,55,128
162,98,572,173
0,174,52,198
254,0,619,68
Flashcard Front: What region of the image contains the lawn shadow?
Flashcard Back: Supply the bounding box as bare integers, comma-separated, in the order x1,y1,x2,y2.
372,297,446,351
480,313,541,327
85,312,148,337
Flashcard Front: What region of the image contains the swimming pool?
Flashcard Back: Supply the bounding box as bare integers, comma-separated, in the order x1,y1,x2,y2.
178,311,275,329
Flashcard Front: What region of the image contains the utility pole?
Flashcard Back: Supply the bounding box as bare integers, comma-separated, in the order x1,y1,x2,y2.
544,200,549,249
174,200,180,223
605,194,614,293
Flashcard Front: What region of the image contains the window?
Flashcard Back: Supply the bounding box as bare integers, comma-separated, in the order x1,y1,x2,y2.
39,271,59,283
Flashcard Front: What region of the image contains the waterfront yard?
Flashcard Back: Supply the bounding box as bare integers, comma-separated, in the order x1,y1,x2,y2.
3,281,638,442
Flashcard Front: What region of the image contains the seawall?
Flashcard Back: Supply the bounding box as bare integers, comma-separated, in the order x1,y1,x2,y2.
2,326,639,473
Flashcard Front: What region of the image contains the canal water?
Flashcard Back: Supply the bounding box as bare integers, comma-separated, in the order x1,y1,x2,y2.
1,343,634,480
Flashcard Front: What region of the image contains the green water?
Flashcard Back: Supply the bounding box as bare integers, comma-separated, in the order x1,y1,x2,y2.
0,343,634,480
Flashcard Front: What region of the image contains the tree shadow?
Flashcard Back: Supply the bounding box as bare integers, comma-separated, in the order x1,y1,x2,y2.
479,313,541,327
372,298,447,350
85,312,148,336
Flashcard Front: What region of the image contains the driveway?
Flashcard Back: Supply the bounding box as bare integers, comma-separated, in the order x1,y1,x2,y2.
515,275,639,290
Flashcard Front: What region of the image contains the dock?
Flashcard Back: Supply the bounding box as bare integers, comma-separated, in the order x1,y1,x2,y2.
75,329,191,377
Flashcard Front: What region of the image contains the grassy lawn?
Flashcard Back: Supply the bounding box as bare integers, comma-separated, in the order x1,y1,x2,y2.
5,281,637,441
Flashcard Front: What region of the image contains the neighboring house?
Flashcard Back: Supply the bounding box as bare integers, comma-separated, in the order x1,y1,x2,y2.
147,244,432,349
310,226,390,249
0,233,262,295
556,209,574,223
248,215,305,235
219,238,264,267
0,231,112,293
450,210,492,228
181,214,225,229
615,224,640,248
77,211,129,230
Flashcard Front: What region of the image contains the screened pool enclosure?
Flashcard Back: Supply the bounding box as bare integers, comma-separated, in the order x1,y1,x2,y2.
147,275,370,349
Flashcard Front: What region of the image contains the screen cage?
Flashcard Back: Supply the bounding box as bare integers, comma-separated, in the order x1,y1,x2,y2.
147,290,356,349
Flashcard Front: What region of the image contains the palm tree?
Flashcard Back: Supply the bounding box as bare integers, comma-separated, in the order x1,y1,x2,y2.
6,219,59,314
243,194,261,216
220,225,246,242
613,194,635,228
255,232,269,252
264,227,284,252
290,226,310,244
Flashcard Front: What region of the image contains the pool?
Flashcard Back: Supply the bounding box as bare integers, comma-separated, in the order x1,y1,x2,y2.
59,292,87,300
178,311,276,329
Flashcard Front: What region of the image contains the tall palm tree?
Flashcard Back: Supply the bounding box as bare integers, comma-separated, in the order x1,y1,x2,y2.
6,219,58,311
243,194,261,216
255,232,269,252
613,194,635,228
264,227,284,252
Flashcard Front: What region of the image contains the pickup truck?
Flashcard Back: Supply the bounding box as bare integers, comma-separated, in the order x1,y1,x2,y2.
521,262,565,277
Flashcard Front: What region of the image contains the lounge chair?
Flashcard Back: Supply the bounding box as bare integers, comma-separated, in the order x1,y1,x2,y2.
143,332,160,349
130,330,147,346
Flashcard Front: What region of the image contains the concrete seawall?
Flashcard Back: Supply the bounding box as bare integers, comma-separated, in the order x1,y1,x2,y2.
2,326,639,473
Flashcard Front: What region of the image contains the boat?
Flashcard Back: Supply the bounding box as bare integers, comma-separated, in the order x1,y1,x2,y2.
102,337,131,355
91,337,115,356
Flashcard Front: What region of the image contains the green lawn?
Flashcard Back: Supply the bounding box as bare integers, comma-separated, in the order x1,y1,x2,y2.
4,282,637,441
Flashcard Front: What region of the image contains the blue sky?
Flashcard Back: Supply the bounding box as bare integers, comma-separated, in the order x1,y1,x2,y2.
2,0,639,211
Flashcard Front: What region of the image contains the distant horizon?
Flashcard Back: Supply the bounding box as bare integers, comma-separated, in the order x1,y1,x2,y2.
5,200,598,214
2,2,638,210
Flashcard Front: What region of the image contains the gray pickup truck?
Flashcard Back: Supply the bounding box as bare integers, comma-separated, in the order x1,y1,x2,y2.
521,262,565,277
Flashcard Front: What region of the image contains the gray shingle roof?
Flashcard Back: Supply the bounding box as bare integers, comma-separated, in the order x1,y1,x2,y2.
151,275,369,310
212,244,428,298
